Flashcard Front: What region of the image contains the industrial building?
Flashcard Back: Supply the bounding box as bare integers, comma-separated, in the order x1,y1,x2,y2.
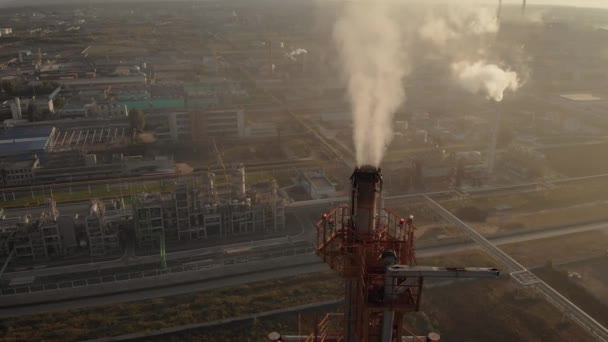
84,199,124,257
190,109,246,141
146,110,192,143
0,151,175,186
133,169,286,247
0,201,63,260
0,157,40,187
0,163,287,261
0,126,56,158
298,169,335,199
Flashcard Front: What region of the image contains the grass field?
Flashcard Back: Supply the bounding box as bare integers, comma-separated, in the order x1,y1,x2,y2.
0,272,342,342
545,142,608,177
495,201,608,232
444,177,608,214
2,243,603,342
536,265,608,328
501,230,608,267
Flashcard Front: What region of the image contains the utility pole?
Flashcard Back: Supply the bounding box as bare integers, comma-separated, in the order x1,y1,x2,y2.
159,232,166,270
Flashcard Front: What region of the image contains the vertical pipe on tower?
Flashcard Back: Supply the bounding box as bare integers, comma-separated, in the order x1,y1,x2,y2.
350,165,382,238
345,166,383,342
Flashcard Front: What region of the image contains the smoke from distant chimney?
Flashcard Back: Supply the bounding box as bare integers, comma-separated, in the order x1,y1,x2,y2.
451,61,520,102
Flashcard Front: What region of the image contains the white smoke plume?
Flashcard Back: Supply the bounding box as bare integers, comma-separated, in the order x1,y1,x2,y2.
419,17,458,47
451,61,519,102
333,0,408,167
288,48,308,60
417,4,523,102
419,6,498,47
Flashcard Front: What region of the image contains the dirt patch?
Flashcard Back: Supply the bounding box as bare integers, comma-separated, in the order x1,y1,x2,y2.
405,277,590,342
495,201,608,233
418,250,497,268
557,257,608,307
545,142,608,177
469,222,500,235
535,265,608,327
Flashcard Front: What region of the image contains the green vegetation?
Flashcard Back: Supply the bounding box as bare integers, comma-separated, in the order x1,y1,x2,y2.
503,202,608,231
444,177,608,214
0,272,342,342
545,143,608,177
0,79,16,94
130,275,589,342
145,308,331,342
406,277,590,341
501,230,608,267
129,109,146,133
454,206,488,222
0,183,169,208
2,249,598,341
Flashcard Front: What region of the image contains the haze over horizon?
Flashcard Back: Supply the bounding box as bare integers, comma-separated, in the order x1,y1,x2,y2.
0,0,607,9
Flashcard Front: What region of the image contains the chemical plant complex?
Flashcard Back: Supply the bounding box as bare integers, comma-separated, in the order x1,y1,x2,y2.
1,0,608,341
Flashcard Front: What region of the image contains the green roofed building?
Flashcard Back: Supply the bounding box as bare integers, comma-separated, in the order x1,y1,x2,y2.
117,99,185,111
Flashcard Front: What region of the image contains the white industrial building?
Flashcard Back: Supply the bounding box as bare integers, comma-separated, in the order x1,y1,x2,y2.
299,170,335,199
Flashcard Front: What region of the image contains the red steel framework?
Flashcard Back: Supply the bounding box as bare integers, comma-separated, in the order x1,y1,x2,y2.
268,166,499,342
313,209,424,341
310,166,424,342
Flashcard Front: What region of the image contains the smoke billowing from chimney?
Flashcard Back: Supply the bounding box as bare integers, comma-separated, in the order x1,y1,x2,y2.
451,61,519,102
333,0,408,167
417,4,522,102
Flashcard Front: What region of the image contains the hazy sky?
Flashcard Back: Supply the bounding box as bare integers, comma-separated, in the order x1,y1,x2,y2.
503,0,608,8
0,0,607,9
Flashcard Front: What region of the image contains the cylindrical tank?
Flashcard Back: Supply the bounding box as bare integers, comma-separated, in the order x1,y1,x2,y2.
13,97,22,119
427,332,441,341
350,165,382,238
234,164,246,199
89,202,98,216
207,172,215,194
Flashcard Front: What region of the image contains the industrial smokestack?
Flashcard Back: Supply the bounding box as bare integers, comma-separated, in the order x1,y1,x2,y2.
350,165,382,238
497,0,503,20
